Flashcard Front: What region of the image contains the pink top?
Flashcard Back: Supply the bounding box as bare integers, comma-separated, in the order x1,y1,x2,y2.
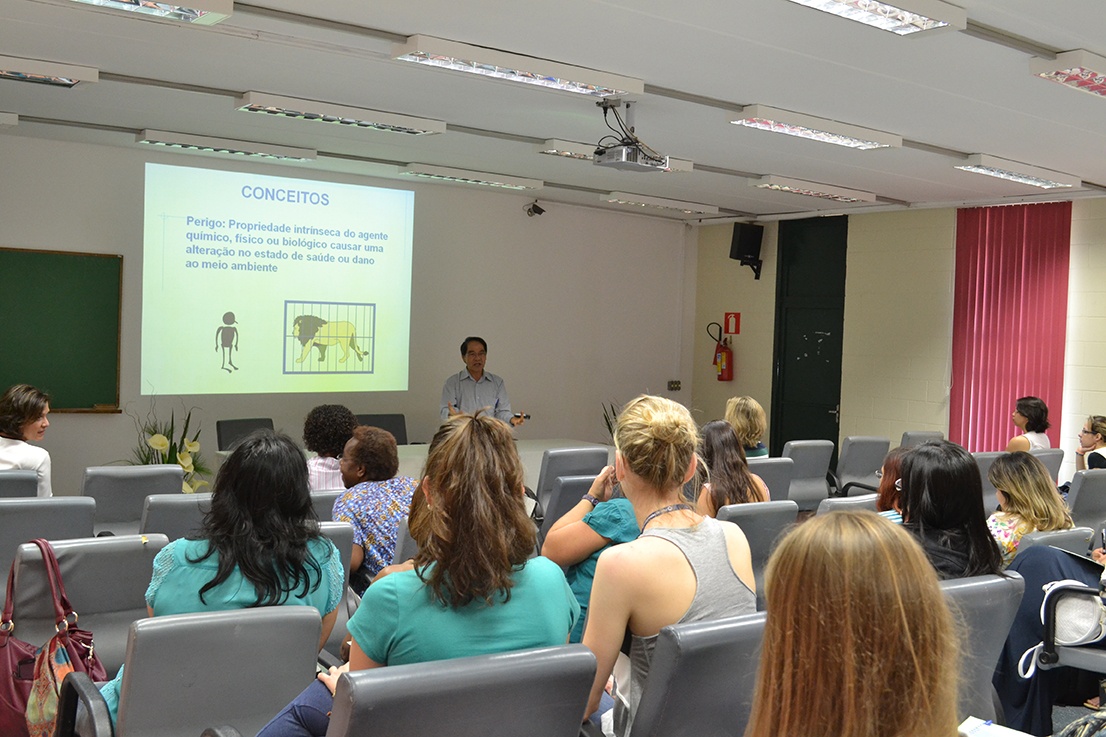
307,456,343,492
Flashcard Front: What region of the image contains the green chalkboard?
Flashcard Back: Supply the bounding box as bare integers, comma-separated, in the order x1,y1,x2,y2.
0,247,122,412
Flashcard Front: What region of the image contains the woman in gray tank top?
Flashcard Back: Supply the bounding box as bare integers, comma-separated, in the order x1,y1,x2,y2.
582,395,757,736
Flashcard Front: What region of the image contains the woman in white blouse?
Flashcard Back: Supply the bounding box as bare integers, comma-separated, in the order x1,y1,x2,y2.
0,384,52,497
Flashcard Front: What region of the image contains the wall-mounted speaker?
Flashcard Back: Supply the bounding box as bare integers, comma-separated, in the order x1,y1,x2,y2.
729,223,764,280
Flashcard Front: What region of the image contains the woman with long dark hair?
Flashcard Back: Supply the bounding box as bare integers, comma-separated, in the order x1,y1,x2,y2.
695,420,768,516
98,429,344,724
257,413,579,737
0,383,52,497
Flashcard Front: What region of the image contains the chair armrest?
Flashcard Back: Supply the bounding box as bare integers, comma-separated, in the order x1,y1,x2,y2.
318,649,343,670
840,481,878,497
201,728,245,737
55,672,114,737
580,721,605,737
1038,583,1100,669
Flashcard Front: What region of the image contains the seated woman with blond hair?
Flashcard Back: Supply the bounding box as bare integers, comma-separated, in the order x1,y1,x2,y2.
986,451,1073,567
746,510,960,737
583,395,755,735
724,395,768,458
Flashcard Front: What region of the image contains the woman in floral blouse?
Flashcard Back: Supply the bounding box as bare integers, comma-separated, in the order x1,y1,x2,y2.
986,451,1072,567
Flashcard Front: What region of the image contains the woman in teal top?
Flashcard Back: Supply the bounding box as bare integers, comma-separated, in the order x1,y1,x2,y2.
258,412,579,737
99,430,344,723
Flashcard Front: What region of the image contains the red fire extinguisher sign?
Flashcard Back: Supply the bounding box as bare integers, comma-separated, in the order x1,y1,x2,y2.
724,313,741,334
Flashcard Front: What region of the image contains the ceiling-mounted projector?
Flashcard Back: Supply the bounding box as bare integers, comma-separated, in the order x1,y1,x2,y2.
593,145,667,172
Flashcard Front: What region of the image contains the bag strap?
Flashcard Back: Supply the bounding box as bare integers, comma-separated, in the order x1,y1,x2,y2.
0,549,17,638
29,539,73,630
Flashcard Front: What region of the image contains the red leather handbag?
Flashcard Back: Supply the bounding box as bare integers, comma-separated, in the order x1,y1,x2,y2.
0,539,107,737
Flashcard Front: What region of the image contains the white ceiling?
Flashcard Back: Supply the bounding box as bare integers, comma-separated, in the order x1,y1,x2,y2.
2,0,1106,221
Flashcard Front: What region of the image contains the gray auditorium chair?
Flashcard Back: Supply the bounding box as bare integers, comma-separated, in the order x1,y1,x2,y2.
716,500,799,610
539,474,598,547
323,645,594,737
781,440,834,511
1029,447,1064,482
391,518,419,564
900,430,944,448
11,534,170,674
140,492,212,540
831,436,889,495
535,448,610,512
747,456,793,502
319,520,356,661
355,413,408,445
81,464,184,535
215,417,274,451
0,469,38,497
973,451,1003,514
940,572,1025,722
57,607,322,737
1067,470,1106,532
1015,527,1094,558
630,613,766,737
816,492,879,515
311,488,344,522
0,497,95,575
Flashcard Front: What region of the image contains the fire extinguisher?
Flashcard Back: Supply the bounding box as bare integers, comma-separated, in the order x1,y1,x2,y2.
708,323,734,382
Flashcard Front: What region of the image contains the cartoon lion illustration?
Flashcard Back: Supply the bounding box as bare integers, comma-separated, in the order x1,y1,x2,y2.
292,315,367,364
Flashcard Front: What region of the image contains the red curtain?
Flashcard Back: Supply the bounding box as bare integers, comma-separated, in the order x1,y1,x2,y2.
949,202,1071,452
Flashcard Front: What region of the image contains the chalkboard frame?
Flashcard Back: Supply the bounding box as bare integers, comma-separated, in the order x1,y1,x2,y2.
0,247,122,413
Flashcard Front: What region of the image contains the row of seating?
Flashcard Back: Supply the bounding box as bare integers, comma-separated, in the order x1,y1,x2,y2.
55,572,1024,736
215,413,408,450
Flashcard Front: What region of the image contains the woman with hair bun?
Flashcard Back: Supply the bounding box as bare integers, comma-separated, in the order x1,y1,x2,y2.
746,510,960,737
1076,415,1106,471
0,383,52,497
1006,396,1051,452
582,395,755,735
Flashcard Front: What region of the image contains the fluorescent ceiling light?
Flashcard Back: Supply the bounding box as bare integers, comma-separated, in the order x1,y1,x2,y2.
603,192,719,215
65,0,231,24
0,113,17,128
400,164,542,190
136,130,315,161
729,104,901,149
393,35,643,98
0,55,99,88
954,154,1080,189
537,139,596,160
752,175,876,203
782,0,966,35
1030,50,1106,99
236,92,445,136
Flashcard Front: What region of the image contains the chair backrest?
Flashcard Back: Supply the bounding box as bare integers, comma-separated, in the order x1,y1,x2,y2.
539,475,597,546
140,492,212,540
311,489,344,522
354,414,408,445
716,500,798,609
11,534,170,674
119,607,321,737
746,457,794,502
630,613,766,737
1016,527,1094,558
900,430,944,448
326,644,596,737
81,464,184,533
972,451,1004,515
1029,448,1064,482
0,469,38,498
1067,470,1106,531
535,448,610,512
215,417,274,451
939,572,1025,722
816,493,878,515
834,436,890,495
781,440,834,511
318,520,355,658
391,518,419,565
0,497,95,575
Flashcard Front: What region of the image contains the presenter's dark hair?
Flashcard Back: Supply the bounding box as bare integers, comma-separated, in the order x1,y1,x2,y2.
899,440,1002,577
460,336,488,356
0,384,50,438
192,429,328,606
416,412,534,608
302,404,356,457
347,425,399,482
700,420,760,509
1016,396,1050,432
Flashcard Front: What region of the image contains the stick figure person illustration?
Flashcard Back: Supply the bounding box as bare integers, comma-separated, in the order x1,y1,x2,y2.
215,311,239,373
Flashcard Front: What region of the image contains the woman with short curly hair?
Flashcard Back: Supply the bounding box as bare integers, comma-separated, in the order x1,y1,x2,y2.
302,404,356,491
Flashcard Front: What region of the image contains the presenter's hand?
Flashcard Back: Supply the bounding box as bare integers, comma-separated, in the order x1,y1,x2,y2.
447,402,463,417
510,412,526,427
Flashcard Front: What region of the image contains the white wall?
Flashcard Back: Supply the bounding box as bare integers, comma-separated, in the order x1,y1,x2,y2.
0,136,692,495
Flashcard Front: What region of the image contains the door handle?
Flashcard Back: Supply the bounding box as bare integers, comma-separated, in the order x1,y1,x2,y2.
828,404,840,423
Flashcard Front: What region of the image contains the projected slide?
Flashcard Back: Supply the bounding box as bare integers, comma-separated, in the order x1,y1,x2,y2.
142,163,413,394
